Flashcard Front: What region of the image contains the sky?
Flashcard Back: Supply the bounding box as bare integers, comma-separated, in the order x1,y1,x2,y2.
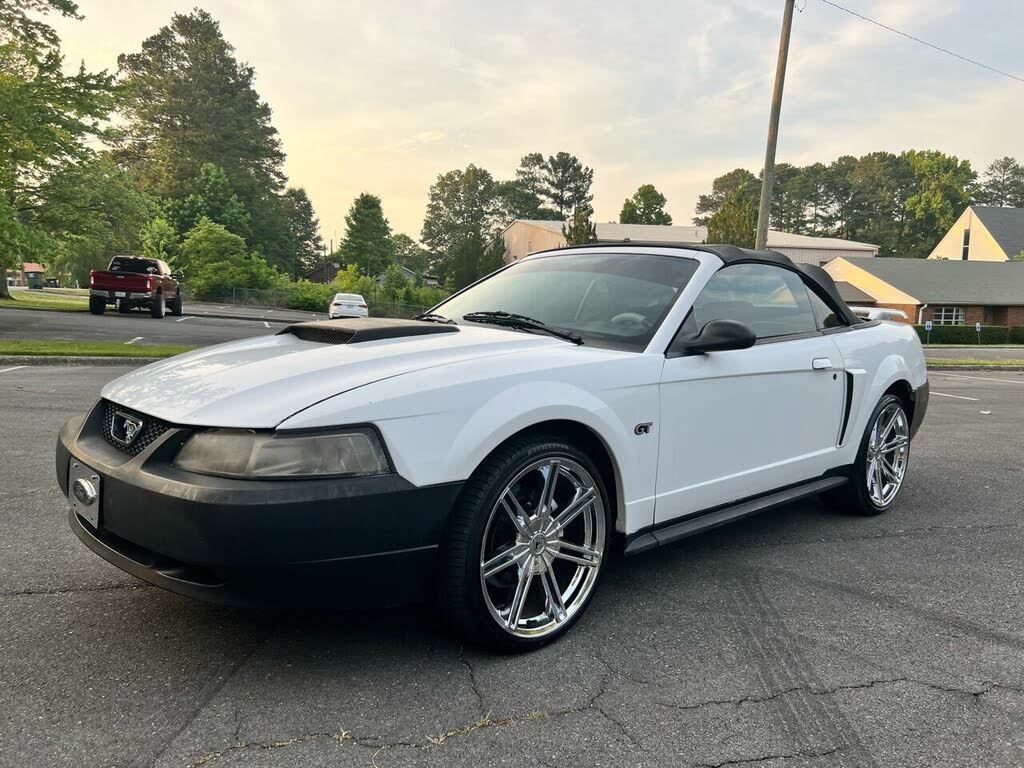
53,0,1024,242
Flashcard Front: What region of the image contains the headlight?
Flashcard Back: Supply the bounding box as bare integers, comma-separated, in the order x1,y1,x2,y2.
173,428,390,479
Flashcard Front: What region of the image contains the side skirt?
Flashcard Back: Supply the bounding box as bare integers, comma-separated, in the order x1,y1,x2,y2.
623,475,849,556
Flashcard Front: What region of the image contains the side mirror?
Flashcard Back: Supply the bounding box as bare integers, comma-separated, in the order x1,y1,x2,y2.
170,270,184,280
682,319,757,354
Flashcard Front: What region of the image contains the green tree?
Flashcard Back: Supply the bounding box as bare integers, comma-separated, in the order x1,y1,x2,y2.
620,184,673,225
115,10,296,266
164,162,251,240
563,204,597,245
28,154,156,283
280,187,322,277
0,0,116,297
976,157,1024,208
707,189,756,248
515,152,593,219
140,217,178,263
391,233,430,275
901,150,975,258
421,164,503,288
177,217,284,299
340,193,393,276
693,168,759,226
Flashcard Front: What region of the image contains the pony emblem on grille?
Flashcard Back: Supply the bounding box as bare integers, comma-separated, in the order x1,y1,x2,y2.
111,410,144,446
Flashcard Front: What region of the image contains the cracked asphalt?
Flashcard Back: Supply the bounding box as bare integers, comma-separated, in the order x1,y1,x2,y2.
2,365,1022,767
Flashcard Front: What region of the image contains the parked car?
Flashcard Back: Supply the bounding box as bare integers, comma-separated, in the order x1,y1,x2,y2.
850,306,910,323
88,256,183,318
328,293,368,319
58,244,927,650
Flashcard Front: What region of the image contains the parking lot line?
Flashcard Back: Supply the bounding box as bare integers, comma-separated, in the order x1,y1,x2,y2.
124,336,144,345
0,365,26,374
932,391,980,401
175,316,193,322
932,372,1024,385
263,321,270,328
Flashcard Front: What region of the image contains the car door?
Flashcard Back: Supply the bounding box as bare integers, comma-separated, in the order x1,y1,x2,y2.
655,263,846,524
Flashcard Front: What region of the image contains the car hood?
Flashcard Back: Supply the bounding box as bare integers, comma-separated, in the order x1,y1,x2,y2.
101,325,566,428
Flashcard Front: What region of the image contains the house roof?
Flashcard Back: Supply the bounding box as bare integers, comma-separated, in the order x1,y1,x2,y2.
971,205,1024,258
22,262,44,273
834,281,875,305
840,257,1024,305
513,220,877,252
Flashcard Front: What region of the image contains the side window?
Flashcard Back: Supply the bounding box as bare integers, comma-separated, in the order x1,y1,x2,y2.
689,264,818,339
805,287,846,329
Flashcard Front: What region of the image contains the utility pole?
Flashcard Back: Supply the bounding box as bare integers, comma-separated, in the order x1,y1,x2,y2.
755,0,796,250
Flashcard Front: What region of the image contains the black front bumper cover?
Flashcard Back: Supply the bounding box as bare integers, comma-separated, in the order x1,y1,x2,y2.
56,401,463,607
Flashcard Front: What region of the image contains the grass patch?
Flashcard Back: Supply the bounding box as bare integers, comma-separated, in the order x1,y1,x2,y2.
0,340,196,358
926,358,1024,367
0,290,87,311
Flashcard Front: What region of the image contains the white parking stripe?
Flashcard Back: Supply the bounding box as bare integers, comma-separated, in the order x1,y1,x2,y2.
124,336,144,345
932,372,1024,385
0,366,26,374
175,315,193,322
932,392,980,401
264,321,270,328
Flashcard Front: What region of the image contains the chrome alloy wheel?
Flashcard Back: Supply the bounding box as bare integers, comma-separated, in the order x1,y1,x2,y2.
866,401,909,507
479,456,605,639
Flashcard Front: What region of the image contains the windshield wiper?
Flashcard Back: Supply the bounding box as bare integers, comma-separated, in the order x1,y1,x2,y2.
462,311,583,345
414,312,456,324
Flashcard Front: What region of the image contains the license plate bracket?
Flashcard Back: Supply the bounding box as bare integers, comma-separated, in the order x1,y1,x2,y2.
68,460,101,529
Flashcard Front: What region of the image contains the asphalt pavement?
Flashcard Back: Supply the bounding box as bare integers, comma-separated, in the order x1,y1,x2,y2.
1,365,1022,767
0,306,285,346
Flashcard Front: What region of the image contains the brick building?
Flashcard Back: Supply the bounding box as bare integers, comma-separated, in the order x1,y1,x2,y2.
824,257,1024,326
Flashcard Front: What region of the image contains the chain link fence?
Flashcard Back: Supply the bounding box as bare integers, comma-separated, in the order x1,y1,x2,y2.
226,287,430,319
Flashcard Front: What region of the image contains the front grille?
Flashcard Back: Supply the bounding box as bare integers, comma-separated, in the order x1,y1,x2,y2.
100,400,172,456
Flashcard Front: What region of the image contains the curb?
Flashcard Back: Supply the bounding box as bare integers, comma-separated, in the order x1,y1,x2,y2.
0,355,160,367
926,365,1024,371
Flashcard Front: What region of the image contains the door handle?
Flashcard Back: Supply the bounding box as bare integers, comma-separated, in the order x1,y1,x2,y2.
811,357,833,370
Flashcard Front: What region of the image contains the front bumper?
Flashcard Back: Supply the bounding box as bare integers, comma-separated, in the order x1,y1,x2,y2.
56,402,463,607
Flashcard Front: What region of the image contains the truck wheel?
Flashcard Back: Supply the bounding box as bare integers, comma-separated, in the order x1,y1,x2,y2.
89,297,106,315
118,300,132,314
438,435,611,651
168,293,183,317
149,294,165,319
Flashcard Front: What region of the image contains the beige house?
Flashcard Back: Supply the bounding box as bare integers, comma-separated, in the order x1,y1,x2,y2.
502,220,879,266
928,205,1024,262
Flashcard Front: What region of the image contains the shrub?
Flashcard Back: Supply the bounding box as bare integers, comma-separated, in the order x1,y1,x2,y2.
913,325,1012,344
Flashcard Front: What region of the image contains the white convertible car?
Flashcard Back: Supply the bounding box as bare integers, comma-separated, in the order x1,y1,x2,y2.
58,244,928,650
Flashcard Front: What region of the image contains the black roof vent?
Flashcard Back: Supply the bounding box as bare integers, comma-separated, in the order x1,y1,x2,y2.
278,317,459,345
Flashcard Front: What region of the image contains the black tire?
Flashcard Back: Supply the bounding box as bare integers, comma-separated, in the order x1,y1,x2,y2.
89,296,106,315
168,293,183,317
149,293,165,319
822,393,909,516
118,299,132,314
438,434,612,652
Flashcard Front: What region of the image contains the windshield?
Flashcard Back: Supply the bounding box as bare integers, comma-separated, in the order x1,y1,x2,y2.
433,252,699,350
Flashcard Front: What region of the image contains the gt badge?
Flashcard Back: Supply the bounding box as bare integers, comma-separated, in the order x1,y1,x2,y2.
634,422,653,436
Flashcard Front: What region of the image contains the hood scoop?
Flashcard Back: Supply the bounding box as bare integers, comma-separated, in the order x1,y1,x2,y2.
278,317,459,345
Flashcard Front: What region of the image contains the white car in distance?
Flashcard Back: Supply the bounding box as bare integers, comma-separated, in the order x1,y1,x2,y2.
328,293,368,319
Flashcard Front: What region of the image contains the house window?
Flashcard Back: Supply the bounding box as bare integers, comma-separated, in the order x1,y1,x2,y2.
933,306,965,325
961,229,970,260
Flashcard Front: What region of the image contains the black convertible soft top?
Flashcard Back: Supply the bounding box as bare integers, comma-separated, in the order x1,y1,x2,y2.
532,242,861,327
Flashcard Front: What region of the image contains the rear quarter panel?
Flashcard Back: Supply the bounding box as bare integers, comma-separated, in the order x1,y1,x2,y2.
831,321,927,462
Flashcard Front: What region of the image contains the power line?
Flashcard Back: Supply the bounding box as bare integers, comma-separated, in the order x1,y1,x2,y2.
818,0,1024,84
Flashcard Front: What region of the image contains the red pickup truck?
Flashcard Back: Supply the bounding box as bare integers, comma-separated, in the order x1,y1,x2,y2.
89,256,183,319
